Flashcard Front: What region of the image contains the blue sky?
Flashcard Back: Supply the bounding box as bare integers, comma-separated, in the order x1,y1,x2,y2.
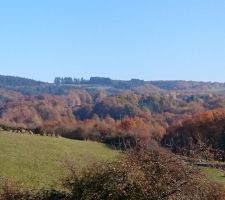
0,0,225,82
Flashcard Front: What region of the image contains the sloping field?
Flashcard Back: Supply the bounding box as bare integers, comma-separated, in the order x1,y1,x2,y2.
201,167,225,185
0,131,119,188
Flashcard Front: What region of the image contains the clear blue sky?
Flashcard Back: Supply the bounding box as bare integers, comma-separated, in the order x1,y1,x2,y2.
0,0,225,82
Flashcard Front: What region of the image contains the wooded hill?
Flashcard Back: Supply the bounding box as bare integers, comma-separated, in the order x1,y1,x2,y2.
0,75,44,87
1,75,225,156
1,75,225,95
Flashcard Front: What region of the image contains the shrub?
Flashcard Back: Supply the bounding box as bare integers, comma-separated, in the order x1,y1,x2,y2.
0,179,68,200
62,148,225,200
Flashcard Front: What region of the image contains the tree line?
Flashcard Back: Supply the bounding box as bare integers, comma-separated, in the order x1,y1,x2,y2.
54,76,145,88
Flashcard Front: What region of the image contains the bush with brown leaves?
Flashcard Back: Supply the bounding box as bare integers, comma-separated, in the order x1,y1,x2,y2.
62,148,225,200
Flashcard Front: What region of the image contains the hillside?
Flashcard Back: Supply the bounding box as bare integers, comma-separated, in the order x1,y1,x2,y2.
0,131,119,189
0,75,44,87
2,75,225,149
1,74,225,95
2,75,225,148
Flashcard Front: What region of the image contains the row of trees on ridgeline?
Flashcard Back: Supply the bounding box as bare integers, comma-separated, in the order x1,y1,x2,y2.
54,76,145,87
54,77,113,85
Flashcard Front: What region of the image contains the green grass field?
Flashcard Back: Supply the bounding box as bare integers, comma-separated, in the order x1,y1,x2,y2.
201,168,225,185
0,131,120,189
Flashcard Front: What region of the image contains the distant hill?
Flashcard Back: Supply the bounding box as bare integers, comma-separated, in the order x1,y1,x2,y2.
0,74,44,87
1,74,225,95
1,74,225,132
149,80,225,91
54,76,225,93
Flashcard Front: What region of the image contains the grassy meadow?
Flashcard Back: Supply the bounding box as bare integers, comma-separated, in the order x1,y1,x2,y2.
0,131,120,189
201,167,225,185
